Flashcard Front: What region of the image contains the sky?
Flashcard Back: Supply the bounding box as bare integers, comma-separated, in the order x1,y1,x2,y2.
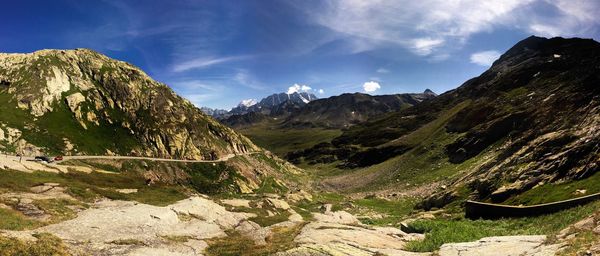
1,0,599,110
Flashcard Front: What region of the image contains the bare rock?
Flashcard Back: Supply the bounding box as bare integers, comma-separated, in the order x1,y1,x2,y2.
312,211,360,225
264,198,291,210
280,221,427,256
573,216,596,231
439,235,561,256
286,190,313,203
116,189,138,194
235,220,272,245
287,209,304,222
65,92,86,113
30,185,55,194
8,196,253,254
220,199,251,208
16,200,47,220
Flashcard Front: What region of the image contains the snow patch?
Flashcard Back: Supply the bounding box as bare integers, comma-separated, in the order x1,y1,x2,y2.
238,99,257,107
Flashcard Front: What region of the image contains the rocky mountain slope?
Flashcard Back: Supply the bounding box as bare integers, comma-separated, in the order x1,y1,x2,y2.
0,49,256,159
288,36,600,207
283,90,436,129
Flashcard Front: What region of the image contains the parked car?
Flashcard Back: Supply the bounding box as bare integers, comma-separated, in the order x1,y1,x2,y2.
54,156,63,161
34,156,53,163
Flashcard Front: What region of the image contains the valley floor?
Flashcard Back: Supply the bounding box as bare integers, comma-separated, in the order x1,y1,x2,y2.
0,157,599,255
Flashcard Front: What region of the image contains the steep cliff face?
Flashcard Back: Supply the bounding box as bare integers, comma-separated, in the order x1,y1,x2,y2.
0,49,256,159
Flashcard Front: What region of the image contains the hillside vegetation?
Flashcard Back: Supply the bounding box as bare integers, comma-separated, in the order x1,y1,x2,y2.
0,49,255,159
256,37,600,211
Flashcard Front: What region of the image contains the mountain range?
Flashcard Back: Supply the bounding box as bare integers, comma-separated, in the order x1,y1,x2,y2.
201,91,318,119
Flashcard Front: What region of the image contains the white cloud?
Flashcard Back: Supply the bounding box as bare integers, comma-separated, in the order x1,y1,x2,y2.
411,38,445,56
318,89,324,94
303,0,600,58
287,83,312,94
376,68,389,73
527,0,600,37
307,0,532,56
362,81,381,93
470,50,501,66
172,55,249,72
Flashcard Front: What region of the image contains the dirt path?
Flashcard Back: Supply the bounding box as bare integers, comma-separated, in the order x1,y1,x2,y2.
61,153,244,163
2,151,258,163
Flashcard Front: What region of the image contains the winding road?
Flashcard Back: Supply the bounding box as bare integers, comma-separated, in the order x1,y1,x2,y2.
3,152,259,164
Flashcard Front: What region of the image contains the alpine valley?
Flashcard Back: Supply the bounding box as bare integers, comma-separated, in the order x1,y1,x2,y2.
0,36,599,255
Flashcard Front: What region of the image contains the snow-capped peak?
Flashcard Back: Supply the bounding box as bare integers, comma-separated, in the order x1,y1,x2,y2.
238,99,257,107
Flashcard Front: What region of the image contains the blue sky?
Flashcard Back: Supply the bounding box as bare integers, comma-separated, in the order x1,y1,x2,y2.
1,0,599,109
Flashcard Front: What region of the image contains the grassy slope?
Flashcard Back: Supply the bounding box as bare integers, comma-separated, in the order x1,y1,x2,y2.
405,201,600,252
503,171,600,205
0,89,138,155
319,100,478,192
238,120,342,157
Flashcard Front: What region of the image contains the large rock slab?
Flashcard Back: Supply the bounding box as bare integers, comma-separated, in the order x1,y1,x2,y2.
278,221,427,256
439,235,561,256
313,210,360,225
6,196,251,255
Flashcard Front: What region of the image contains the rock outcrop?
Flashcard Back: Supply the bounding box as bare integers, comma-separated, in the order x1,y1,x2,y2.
0,49,257,158
438,236,560,256
4,196,253,255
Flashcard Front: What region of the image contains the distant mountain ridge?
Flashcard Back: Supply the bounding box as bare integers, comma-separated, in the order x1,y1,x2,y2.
283,90,437,128
202,91,318,119
222,90,437,129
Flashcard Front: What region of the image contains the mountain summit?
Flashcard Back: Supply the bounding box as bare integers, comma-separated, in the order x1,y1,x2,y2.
0,49,256,159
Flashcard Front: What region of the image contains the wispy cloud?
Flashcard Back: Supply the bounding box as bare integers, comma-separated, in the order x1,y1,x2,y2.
300,0,599,58
410,38,445,56
182,93,218,107
376,68,389,74
234,69,266,90
171,80,223,91
172,55,250,72
528,0,600,37
470,50,501,66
